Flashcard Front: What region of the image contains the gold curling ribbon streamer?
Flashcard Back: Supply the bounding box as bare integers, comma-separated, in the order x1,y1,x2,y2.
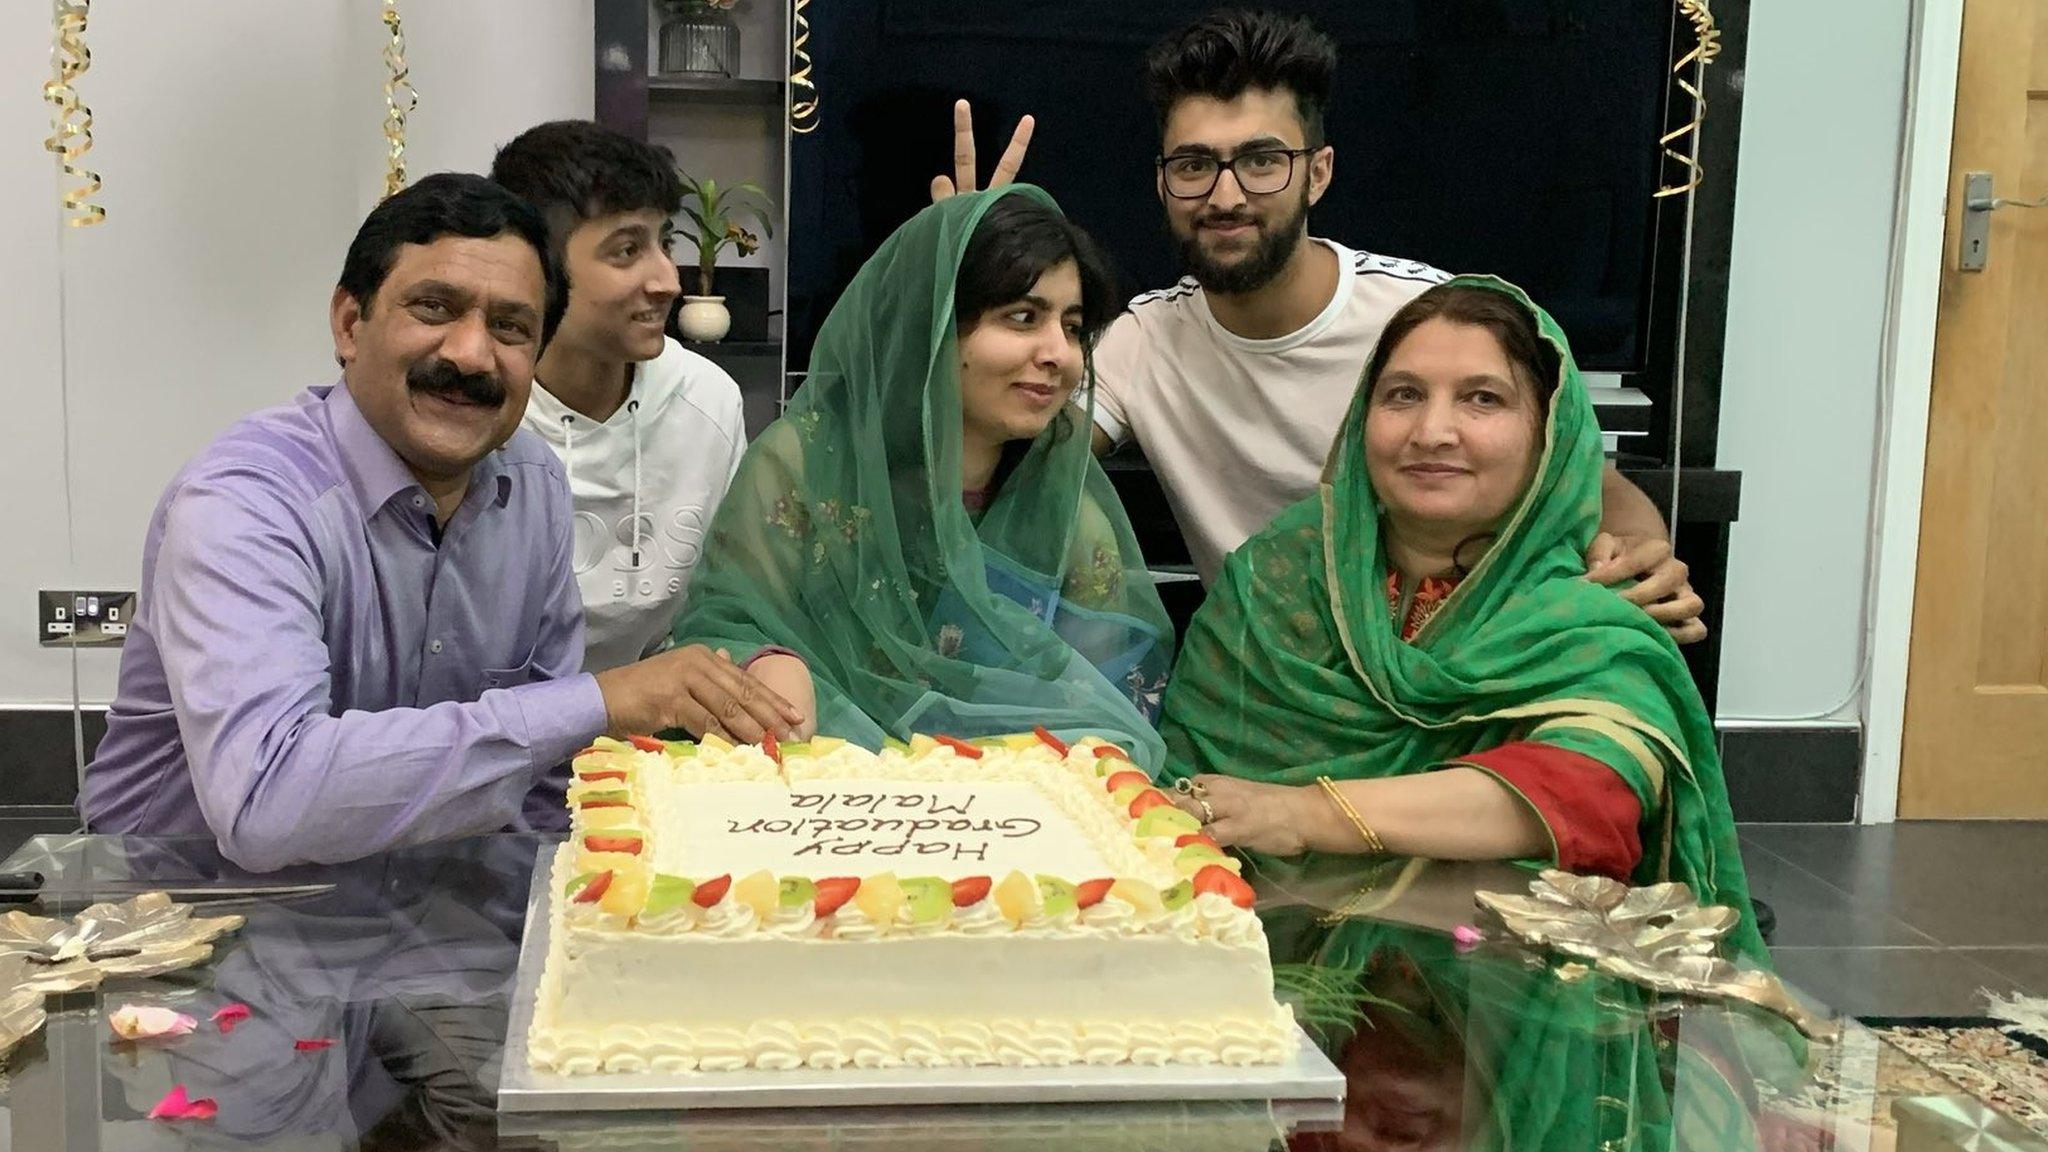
380,0,418,199
43,0,105,227
1653,0,1721,199
789,0,821,135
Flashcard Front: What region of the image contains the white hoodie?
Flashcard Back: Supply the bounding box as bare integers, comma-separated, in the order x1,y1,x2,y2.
523,337,747,673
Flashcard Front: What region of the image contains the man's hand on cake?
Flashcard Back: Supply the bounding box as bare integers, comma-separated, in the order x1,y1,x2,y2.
1167,775,1311,857
593,644,806,743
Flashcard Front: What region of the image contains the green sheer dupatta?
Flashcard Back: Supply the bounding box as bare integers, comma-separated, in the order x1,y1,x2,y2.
676,185,1173,768
1159,276,1762,962
1269,911,1775,1152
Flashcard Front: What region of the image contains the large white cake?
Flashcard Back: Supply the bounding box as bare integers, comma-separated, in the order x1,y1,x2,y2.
527,731,1296,1074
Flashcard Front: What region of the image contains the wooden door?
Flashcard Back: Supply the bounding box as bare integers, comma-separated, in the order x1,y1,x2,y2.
1900,0,2048,817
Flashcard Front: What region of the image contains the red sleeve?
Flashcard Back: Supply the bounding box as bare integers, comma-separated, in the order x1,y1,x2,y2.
1460,741,1643,880
741,645,803,670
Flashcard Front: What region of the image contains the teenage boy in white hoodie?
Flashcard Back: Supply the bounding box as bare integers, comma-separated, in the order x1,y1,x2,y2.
492,121,771,700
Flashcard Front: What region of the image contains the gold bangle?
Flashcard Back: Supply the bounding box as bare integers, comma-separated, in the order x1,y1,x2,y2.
1316,775,1388,855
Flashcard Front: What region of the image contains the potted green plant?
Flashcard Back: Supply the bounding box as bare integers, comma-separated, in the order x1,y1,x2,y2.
675,171,775,343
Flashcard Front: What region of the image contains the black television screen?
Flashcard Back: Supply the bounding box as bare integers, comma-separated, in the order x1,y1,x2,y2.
786,0,1682,374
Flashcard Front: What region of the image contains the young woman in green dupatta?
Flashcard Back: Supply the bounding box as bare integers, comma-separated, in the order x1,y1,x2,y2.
1159,277,1764,960
674,186,1174,767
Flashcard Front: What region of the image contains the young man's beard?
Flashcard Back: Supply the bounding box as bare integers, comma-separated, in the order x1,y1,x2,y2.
1171,185,1312,296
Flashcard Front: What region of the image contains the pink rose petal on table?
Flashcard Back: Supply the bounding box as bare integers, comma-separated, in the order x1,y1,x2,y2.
147,1084,218,1121
1452,924,1484,953
211,1003,251,1033
108,1004,198,1041
293,1037,335,1051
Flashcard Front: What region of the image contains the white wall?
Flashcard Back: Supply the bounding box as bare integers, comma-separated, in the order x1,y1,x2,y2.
1,1,592,708
4,0,1917,730
1713,0,1912,723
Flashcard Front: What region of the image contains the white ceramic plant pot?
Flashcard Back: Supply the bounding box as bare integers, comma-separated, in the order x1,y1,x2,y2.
678,295,731,343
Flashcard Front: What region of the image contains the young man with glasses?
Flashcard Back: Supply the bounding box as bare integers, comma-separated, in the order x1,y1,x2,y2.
935,9,1706,641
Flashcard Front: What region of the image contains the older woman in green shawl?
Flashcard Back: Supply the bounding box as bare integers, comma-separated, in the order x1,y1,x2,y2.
1160,277,1763,960
675,186,1174,768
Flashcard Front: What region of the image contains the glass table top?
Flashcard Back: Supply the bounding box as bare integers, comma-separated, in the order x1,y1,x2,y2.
0,833,2036,1151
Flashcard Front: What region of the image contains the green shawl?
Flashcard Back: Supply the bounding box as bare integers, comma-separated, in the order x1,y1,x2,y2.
1265,908,1783,1152
1159,275,1763,961
676,186,1174,767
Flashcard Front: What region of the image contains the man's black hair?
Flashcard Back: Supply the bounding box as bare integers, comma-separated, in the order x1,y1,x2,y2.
336,171,568,346
489,119,685,255
1143,9,1338,147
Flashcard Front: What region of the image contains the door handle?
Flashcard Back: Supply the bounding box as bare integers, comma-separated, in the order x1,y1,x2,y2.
1961,170,2048,271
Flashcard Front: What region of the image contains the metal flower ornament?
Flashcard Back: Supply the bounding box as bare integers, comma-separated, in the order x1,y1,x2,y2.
1476,870,1839,1041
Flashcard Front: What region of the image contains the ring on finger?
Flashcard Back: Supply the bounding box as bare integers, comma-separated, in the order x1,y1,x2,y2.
1198,798,1216,825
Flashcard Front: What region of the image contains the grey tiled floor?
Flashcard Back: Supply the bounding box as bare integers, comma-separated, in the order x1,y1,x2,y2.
0,815,2039,1020
1743,822,2048,1018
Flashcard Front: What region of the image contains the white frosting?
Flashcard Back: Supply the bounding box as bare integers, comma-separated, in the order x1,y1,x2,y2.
1081,895,1139,934
530,737,1292,1074
696,898,757,938
947,899,1010,937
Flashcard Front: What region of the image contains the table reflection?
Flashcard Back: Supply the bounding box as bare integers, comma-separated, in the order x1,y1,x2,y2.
0,835,2006,1151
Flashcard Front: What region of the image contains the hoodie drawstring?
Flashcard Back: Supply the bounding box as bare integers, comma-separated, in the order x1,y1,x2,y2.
628,398,642,567
559,414,576,492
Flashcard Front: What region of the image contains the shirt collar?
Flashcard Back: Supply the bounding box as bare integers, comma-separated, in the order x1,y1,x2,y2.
321,380,512,517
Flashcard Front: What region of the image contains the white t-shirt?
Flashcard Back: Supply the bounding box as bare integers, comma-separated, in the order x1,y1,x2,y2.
524,338,746,673
1092,240,1448,584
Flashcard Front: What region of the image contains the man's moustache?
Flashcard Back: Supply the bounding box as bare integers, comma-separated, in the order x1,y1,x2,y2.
406,359,505,406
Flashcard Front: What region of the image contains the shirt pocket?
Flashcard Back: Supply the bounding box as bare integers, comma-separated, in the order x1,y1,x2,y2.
479,662,538,693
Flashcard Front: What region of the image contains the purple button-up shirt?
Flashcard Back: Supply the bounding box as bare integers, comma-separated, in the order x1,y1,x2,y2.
84,383,610,871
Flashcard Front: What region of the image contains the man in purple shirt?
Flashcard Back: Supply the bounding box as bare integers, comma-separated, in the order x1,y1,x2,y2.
84,174,802,871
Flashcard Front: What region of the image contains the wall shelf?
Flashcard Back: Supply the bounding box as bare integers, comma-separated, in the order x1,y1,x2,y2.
647,75,785,103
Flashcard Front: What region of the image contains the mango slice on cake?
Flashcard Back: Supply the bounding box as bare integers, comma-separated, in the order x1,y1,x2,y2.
576,807,638,830
601,864,650,917
992,871,1040,926
1109,878,1164,916
854,872,906,929
733,870,779,919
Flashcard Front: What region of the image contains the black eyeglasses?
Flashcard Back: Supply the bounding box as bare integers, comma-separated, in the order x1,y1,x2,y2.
1155,147,1317,199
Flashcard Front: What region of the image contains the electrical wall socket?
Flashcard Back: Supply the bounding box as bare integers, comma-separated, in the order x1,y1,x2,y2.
38,589,137,648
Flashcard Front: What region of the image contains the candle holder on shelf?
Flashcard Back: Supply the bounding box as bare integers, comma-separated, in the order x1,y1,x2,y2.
658,0,740,78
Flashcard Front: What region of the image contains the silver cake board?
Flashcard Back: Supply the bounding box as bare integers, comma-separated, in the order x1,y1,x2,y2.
499,845,1345,1113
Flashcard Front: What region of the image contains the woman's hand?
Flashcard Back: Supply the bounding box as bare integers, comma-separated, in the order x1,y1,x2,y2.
1166,774,1323,857
745,653,818,740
